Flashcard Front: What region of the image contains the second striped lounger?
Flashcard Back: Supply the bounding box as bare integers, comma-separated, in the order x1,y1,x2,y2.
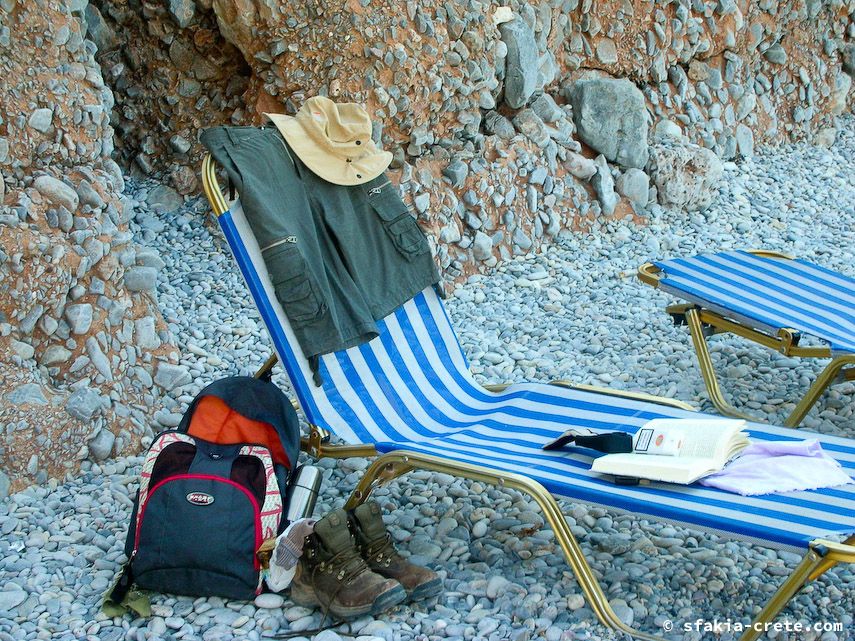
638,250,855,427
202,157,855,641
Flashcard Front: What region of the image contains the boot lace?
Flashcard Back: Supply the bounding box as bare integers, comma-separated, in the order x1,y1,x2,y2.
363,532,401,568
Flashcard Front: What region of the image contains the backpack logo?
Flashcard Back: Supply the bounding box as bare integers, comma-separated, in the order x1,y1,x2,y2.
186,492,215,506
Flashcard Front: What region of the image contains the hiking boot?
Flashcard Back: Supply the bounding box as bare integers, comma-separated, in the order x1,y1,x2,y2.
349,501,442,601
289,509,406,619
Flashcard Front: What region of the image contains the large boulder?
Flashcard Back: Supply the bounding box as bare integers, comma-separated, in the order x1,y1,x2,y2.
647,142,724,212
499,18,538,109
565,78,649,169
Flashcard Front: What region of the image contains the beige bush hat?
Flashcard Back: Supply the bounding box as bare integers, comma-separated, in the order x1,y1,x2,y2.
265,97,392,186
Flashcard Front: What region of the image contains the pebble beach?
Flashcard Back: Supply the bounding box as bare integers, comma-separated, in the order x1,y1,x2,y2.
1,120,853,641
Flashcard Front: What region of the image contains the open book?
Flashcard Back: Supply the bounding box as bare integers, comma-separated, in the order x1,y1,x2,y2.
591,418,750,484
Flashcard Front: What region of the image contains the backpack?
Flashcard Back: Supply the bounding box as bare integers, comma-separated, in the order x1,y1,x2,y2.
108,376,301,605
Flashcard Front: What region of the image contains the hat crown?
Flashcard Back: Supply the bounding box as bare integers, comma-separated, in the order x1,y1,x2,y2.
298,96,371,149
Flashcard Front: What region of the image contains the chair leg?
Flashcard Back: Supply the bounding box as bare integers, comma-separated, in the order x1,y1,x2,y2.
254,353,279,380
784,355,855,427
344,450,668,641
684,308,763,423
737,547,829,641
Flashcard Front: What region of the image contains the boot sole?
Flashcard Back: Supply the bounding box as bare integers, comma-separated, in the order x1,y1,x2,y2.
289,582,407,620
407,577,443,602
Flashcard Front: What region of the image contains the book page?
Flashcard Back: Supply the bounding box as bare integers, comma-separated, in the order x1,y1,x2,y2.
591,453,718,484
673,419,746,461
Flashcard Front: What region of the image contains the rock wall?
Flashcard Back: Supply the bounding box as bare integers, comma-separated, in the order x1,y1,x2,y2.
0,0,174,495
95,0,853,279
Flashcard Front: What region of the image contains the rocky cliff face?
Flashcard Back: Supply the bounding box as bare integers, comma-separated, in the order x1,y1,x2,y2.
0,0,853,493
0,0,175,495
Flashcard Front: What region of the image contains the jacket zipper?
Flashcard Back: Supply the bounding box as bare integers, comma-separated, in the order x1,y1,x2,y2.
260,236,298,253
133,473,263,571
368,180,391,196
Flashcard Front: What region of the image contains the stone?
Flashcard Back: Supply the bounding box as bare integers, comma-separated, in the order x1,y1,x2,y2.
85,3,118,52
566,78,649,169
814,127,837,148
42,345,72,365
512,109,550,148
442,160,469,187
0,470,9,500
735,124,754,158
169,0,195,28
484,111,515,139
6,383,48,406
28,108,53,133
254,593,285,609
155,362,192,391
86,336,114,381
66,387,103,421
529,94,563,123
472,231,493,261
0,589,27,611
654,119,682,141
763,43,787,65
76,180,104,209
88,429,116,461
843,43,855,78
146,184,183,213
124,266,159,292
565,152,596,180
830,72,851,116
596,38,618,64
499,18,538,109
34,175,79,212
647,141,724,212
64,303,93,335
615,168,649,207
135,316,161,349
10,340,35,360
591,155,618,215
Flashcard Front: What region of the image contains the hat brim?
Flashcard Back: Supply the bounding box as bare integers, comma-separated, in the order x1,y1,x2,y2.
274,116,392,186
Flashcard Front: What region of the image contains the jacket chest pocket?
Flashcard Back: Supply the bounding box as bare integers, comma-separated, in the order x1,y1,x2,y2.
367,185,431,261
263,244,325,326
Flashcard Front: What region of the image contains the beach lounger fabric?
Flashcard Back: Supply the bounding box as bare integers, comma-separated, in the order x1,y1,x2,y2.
639,251,855,427
203,157,855,641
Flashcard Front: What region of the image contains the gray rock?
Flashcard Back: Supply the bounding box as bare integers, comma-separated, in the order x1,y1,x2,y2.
6,383,48,406
88,429,115,462
0,469,9,500
843,42,855,78
134,316,161,349
484,111,516,139
735,124,754,158
42,345,72,365
170,135,192,154
591,155,618,215
596,38,618,64
85,3,118,52
567,78,649,169
155,362,192,391
529,94,563,123
654,119,682,141
512,109,550,148
442,160,469,187
472,231,494,261
413,192,431,214
565,152,597,180
66,387,103,421
814,127,837,148
499,18,538,109
64,303,93,334
169,0,195,28
28,108,53,133
647,141,724,212
615,168,650,207
76,180,104,209
86,336,114,381
146,184,183,213
0,589,27,611
763,43,787,65
124,266,159,292
0,137,8,163
34,175,79,212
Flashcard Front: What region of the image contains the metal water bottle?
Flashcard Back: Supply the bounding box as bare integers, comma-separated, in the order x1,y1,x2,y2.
284,465,322,522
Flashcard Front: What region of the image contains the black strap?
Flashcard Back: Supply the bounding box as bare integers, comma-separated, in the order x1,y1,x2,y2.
542,429,633,453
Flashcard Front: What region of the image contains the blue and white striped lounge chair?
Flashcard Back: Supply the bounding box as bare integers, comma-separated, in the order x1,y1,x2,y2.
639,251,855,427
202,158,855,641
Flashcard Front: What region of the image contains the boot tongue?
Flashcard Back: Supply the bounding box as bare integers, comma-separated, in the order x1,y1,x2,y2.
354,503,387,544
313,509,355,553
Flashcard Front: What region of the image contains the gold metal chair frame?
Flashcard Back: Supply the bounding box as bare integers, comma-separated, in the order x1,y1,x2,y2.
203,154,854,641
638,252,855,428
